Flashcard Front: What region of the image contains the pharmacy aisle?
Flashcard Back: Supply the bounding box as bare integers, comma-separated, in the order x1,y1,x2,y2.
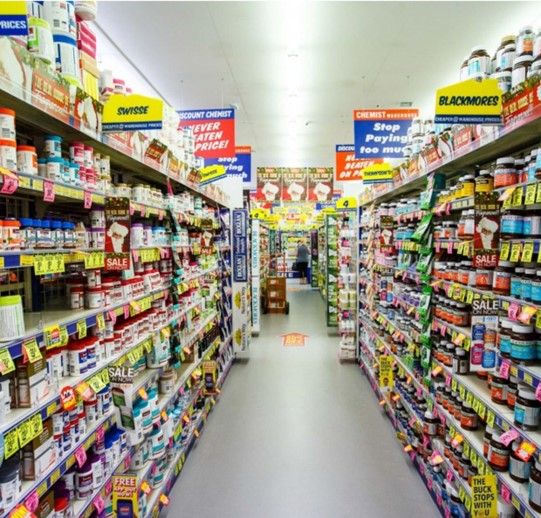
167,288,438,518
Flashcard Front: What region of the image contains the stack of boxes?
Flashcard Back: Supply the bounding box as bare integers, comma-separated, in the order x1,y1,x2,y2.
76,20,100,100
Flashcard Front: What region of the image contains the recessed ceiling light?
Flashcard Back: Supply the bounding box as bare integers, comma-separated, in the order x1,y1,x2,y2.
400,101,413,107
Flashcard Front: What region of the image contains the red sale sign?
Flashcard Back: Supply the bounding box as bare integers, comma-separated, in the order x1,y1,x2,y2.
178,108,235,158
335,145,382,181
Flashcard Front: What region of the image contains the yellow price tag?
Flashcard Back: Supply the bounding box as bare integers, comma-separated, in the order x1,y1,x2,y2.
526,183,538,205
23,338,42,364
101,368,110,385
4,429,18,459
77,320,87,339
487,410,496,428
88,375,106,394
522,242,535,263
20,255,34,266
537,310,541,330
17,419,33,448
452,379,458,391
84,251,105,270
511,187,524,206
499,241,510,261
536,183,541,203
96,313,105,331
463,441,470,457
466,391,473,406
33,253,65,275
30,413,43,438
478,404,487,420
143,339,152,353
459,385,466,399
510,242,522,263
0,347,15,374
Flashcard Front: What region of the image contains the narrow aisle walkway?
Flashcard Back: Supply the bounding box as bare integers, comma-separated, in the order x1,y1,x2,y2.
168,288,439,518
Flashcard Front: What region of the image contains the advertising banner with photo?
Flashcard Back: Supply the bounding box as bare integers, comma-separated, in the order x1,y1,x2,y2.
204,146,253,187
473,192,500,269
105,197,131,271
335,145,383,182
177,108,235,158
470,295,499,373
282,168,308,202
308,168,333,202
256,167,282,202
353,108,419,159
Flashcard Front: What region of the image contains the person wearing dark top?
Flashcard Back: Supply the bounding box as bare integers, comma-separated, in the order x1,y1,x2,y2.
296,239,310,284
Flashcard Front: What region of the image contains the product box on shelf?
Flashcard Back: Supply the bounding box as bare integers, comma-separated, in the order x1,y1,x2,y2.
502,76,541,125
22,418,55,480
17,356,49,408
36,489,55,518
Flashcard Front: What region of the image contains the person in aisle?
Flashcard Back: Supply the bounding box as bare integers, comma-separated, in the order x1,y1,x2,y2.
295,239,310,284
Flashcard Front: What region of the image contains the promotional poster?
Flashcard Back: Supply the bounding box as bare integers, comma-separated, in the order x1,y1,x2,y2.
308,167,333,202
473,192,500,269
256,167,282,202
470,295,499,373
105,197,131,271
282,168,308,202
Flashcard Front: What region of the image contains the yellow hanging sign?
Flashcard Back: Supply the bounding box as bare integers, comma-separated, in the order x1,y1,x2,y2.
102,94,164,132
335,196,357,209
361,163,394,184
434,79,502,125
200,165,227,186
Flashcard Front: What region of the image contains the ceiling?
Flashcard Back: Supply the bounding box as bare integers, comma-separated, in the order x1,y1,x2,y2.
96,1,540,170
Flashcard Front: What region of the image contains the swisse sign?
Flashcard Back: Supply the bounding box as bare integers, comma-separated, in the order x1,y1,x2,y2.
435,79,503,124
102,94,164,132
353,109,418,159
335,145,382,182
178,108,235,158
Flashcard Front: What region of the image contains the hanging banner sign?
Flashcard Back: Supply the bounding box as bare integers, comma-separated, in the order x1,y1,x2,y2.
354,109,418,159
200,165,226,186
105,197,131,271
435,79,502,125
0,2,28,36
102,94,163,132
178,108,235,158
308,168,333,202
282,168,308,202
335,145,382,181
361,162,394,184
204,146,252,185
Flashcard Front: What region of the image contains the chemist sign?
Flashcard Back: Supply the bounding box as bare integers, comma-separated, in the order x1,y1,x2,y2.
471,475,497,518
353,109,418,159
204,146,252,185
178,108,235,159
335,145,382,182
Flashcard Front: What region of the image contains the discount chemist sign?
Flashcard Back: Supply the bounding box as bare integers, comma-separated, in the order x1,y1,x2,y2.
178,108,235,159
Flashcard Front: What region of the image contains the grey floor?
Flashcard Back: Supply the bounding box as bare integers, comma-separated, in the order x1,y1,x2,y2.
167,286,440,518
